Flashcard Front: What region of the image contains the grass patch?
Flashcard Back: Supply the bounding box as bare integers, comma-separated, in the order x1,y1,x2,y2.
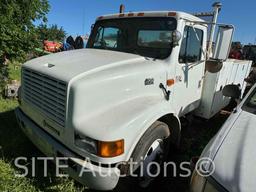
0,98,18,112
0,159,38,192
8,61,21,81
0,99,87,192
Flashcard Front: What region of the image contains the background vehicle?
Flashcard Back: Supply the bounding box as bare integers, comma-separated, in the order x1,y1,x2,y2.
243,44,256,65
190,83,256,192
15,2,252,190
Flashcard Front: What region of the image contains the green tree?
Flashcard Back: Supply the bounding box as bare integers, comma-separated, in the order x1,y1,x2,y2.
37,24,66,43
0,0,50,61
0,0,50,96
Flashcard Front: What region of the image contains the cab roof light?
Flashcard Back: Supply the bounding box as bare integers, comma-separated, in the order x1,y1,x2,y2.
98,139,124,158
128,13,134,17
137,12,145,16
168,12,176,17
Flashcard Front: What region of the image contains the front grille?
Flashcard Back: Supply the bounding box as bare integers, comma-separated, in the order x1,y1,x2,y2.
22,68,67,127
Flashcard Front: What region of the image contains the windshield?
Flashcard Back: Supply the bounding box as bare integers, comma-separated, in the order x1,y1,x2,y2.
242,89,256,115
87,17,177,59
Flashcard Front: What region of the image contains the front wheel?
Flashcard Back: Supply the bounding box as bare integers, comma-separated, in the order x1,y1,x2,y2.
115,121,171,191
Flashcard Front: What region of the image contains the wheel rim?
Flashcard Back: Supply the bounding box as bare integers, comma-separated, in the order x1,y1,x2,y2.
139,139,164,188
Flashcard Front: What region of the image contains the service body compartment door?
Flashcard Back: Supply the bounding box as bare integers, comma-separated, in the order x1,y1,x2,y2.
195,60,252,119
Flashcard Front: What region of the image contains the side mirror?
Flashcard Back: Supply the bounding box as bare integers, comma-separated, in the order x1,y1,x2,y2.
213,25,234,61
172,30,182,46
222,84,241,99
205,59,223,73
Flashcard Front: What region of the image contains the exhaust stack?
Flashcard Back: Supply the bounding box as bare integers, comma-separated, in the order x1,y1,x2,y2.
208,2,222,58
119,4,125,13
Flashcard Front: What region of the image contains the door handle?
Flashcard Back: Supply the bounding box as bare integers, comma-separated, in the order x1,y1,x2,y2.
159,83,170,101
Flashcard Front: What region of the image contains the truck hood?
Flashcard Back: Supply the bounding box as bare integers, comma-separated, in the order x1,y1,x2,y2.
23,49,145,82
211,111,256,192
21,47,169,163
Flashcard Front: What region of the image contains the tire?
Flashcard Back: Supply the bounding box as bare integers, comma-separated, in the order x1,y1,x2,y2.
115,121,171,191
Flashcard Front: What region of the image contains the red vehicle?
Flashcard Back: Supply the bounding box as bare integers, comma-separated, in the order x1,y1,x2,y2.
43,40,62,52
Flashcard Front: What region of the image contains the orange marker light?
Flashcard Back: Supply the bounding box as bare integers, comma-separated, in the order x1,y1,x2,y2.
119,14,125,17
167,79,175,87
137,12,144,16
98,140,124,158
168,12,176,17
128,13,134,17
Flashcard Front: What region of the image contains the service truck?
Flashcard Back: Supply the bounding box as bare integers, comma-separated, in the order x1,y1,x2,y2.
15,2,252,191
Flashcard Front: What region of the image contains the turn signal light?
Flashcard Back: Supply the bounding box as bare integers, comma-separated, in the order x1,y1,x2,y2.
98,140,124,158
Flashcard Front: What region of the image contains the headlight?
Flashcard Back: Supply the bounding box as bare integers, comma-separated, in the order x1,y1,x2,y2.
75,133,98,155
190,170,219,192
75,132,124,158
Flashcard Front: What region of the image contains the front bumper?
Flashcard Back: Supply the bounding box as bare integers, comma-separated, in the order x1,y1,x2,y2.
15,108,120,191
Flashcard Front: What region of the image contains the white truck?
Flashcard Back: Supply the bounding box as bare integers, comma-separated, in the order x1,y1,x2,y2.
15,2,252,191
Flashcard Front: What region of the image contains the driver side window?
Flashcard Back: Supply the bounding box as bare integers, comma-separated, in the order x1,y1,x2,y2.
179,26,203,63
93,27,120,49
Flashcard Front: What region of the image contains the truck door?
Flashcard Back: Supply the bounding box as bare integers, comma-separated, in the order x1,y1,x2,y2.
173,24,206,116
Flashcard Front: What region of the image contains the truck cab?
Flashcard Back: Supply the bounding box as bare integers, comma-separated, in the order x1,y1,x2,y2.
15,10,251,191
87,11,207,116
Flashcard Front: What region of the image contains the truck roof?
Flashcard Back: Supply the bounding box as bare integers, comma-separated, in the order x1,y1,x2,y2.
96,11,205,23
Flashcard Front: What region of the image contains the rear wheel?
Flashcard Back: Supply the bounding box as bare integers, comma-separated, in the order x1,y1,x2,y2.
115,121,171,191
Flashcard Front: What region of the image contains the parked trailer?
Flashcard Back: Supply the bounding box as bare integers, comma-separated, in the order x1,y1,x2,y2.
16,2,252,191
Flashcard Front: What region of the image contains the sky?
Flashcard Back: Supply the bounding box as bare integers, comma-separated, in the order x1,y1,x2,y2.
45,0,256,44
